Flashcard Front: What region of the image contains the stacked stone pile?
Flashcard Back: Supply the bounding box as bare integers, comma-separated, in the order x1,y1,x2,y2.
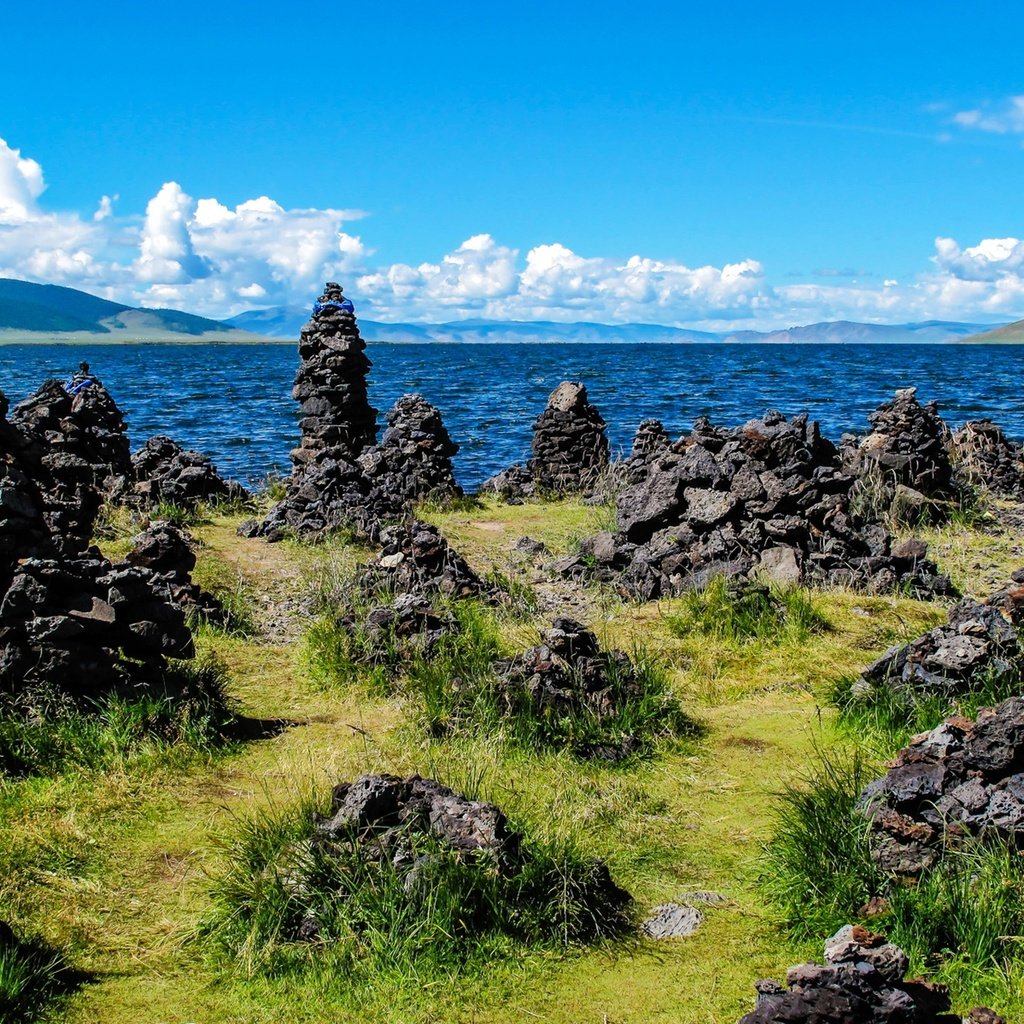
842,387,955,506
339,591,454,664
10,375,131,552
480,381,609,499
129,435,243,508
858,696,1024,875
566,410,951,600
125,522,223,622
363,519,485,598
631,419,671,460
494,617,652,758
853,587,1024,701
738,924,999,1023
357,394,462,503
949,420,1024,499
286,773,629,942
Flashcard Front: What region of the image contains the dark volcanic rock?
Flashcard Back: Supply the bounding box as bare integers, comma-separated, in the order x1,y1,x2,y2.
853,587,1024,703
479,463,535,502
950,420,1024,499
842,387,955,508
859,697,1024,875
530,381,610,495
737,923,984,1023
129,435,244,508
363,519,485,597
595,410,951,600
357,394,462,504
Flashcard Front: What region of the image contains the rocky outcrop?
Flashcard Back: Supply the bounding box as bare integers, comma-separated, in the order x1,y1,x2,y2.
949,420,1024,499
129,435,243,508
842,388,955,510
363,519,485,598
575,410,951,600
738,924,997,1023
859,697,1024,875
357,394,462,504
853,587,1024,702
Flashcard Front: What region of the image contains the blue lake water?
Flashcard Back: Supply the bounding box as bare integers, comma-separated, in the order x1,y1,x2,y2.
1,342,1022,489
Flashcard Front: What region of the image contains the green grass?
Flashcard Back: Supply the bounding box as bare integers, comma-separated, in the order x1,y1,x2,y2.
664,577,830,647
200,781,631,984
0,923,80,1024
0,653,235,777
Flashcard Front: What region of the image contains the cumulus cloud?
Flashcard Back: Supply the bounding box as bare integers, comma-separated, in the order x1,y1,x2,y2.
952,96,1024,134
3,134,1024,329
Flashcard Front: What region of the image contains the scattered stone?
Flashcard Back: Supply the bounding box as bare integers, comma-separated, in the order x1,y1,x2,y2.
478,463,535,502
859,696,1024,875
853,587,1024,702
641,903,704,939
357,394,462,504
363,519,485,597
950,420,1024,499
513,536,548,557
128,435,245,508
738,923,994,1023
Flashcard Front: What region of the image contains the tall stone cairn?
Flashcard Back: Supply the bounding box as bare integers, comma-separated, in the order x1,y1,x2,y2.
529,381,610,495
292,282,378,469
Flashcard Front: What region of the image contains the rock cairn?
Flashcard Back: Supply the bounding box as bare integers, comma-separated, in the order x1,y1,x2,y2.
739,924,999,1023
949,420,1024,499
129,435,243,508
338,591,454,666
363,520,485,598
289,773,630,942
842,387,955,509
859,696,1024,875
10,375,131,553
357,394,462,504
631,418,670,460
494,616,663,758
481,381,609,499
853,587,1024,702
0,371,200,705
568,410,951,600
125,522,223,623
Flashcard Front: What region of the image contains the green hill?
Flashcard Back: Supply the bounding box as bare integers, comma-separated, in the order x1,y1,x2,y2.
963,319,1024,343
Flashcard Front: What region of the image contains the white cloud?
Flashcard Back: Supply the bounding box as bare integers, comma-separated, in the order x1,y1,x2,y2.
952,96,1024,134
2,134,1024,329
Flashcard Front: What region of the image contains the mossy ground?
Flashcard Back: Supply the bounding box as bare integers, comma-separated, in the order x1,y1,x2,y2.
3,498,1023,1022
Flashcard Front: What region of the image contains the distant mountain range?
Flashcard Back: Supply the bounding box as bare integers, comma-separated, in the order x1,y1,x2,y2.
0,277,1014,344
0,279,265,342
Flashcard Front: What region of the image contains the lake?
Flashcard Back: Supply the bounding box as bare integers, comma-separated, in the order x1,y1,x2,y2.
1,342,1021,488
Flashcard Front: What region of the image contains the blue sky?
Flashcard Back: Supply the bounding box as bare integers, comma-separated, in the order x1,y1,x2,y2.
2,1,1024,328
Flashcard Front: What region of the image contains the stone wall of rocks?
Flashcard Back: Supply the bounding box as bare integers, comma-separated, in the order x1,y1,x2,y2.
568,410,951,600
738,923,999,1023
853,586,1024,702
858,696,1024,875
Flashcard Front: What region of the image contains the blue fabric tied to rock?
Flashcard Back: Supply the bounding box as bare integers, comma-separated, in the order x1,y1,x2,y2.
64,377,94,395
313,299,355,316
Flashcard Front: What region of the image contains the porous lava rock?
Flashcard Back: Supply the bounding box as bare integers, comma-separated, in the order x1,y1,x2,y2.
478,463,535,502
125,522,223,623
949,420,1024,499
129,435,243,508
335,591,456,668
631,419,671,460
579,410,951,600
9,373,131,553
0,554,194,704
290,773,631,942
859,696,1024,875
853,587,1024,702
842,387,955,508
357,394,462,503
494,616,657,758
363,519,485,598
737,923,993,1023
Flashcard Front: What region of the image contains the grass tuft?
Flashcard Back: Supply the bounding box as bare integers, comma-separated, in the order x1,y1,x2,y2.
0,923,81,1024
